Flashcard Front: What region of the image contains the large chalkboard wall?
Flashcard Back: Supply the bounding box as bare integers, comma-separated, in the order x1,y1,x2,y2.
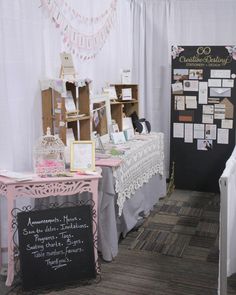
170,46,236,192
17,205,96,291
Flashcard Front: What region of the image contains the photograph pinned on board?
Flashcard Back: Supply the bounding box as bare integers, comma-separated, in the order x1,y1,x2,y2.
205,124,217,140
208,79,222,87
174,96,185,110
203,105,214,115
217,128,229,144
183,80,199,92
197,139,213,151
214,104,226,120
222,79,234,88
210,69,231,79
221,119,233,129
172,82,183,94
189,69,203,80
202,114,214,124
173,69,189,81
185,96,197,109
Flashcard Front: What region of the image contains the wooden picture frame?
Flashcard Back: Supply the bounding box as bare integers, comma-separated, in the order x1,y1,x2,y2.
70,141,95,172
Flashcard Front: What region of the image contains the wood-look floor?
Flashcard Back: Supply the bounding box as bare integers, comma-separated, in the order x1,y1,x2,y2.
1,189,236,295
0,248,220,295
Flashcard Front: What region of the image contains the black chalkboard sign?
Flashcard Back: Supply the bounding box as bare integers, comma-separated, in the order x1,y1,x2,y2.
17,205,96,291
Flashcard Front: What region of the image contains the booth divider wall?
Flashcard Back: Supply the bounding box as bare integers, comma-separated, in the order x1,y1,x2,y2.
170,46,236,192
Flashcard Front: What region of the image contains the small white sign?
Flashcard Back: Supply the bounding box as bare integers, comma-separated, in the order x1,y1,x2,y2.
111,132,127,144
121,69,132,84
124,128,135,141
122,88,132,100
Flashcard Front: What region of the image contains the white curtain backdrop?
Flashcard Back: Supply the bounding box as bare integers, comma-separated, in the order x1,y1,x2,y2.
1,0,236,266
2,0,236,174
131,0,236,175
0,0,132,264
0,0,132,172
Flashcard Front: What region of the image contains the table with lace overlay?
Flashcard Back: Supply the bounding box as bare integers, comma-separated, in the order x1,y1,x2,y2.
104,132,165,216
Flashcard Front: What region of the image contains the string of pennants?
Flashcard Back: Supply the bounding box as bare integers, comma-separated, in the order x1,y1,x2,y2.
40,0,118,60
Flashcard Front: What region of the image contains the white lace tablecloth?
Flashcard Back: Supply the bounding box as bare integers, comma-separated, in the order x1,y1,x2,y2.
112,132,164,216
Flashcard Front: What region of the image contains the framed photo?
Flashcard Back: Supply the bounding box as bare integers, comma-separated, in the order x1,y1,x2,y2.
70,141,95,172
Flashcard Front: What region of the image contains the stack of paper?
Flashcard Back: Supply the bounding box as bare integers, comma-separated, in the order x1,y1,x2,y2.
0,170,34,181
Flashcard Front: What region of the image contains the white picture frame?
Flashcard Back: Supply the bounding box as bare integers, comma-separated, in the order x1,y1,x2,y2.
122,88,132,100
70,141,95,172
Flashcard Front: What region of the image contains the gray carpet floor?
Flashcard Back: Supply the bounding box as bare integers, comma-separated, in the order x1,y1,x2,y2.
128,189,219,263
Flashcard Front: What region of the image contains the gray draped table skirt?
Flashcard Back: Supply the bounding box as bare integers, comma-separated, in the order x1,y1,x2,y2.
35,167,166,262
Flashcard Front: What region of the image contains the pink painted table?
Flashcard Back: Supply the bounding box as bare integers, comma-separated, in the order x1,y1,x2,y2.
0,172,101,286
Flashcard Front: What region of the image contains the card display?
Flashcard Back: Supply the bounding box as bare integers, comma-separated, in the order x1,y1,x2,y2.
171,46,236,192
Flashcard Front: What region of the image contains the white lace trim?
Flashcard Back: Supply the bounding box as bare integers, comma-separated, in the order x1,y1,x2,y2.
40,78,90,96
113,132,165,216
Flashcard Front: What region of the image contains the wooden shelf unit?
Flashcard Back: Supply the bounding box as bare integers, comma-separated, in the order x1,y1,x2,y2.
110,84,139,131
41,80,91,145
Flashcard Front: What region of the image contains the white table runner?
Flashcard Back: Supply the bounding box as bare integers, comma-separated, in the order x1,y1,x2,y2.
112,132,164,215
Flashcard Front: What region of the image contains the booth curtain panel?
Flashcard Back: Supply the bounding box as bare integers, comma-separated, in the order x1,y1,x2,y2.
2,0,236,174
130,0,236,174
0,0,132,264
1,0,236,270
0,0,132,172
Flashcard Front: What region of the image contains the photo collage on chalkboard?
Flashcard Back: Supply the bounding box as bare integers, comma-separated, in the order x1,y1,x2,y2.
171,46,235,151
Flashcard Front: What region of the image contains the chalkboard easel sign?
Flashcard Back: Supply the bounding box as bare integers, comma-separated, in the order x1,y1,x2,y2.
17,205,96,291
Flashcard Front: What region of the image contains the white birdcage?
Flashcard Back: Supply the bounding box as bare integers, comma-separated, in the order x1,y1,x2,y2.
33,127,65,177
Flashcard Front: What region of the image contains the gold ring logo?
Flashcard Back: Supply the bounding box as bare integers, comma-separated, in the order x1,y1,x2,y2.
197,47,211,55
